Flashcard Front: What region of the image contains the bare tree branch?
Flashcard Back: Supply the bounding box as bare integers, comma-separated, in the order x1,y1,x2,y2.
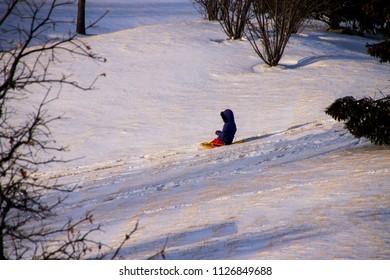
0,0,133,260
218,0,252,40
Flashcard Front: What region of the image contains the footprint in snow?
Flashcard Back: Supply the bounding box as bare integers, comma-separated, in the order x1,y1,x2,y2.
156,182,180,191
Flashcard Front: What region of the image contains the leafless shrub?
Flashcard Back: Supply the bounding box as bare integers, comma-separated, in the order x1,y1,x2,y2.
218,0,252,40
0,0,131,259
246,0,323,66
193,0,221,21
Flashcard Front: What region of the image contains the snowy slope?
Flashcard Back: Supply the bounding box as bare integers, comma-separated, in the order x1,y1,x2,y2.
13,1,390,259
40,19,389,171
47,118,389,259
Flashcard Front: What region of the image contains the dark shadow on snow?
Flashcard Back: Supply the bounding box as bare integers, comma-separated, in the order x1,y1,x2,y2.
108,222,328,259
242,121,317,143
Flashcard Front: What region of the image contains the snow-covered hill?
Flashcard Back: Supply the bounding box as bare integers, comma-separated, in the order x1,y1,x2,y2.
13,1,390,259
48,119,389,259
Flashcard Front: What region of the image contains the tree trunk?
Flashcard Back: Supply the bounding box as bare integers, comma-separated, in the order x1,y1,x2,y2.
77,0,86,34
0,231,5,260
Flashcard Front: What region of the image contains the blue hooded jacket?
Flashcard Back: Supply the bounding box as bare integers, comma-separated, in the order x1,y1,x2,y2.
215,109,237,145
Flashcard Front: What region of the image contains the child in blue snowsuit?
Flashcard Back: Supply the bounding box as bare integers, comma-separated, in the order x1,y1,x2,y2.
211,109,237,147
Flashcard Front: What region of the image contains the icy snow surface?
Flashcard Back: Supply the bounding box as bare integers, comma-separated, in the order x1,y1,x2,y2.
15,1,390,259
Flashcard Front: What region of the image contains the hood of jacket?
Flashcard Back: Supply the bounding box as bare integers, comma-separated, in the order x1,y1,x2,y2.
221,109,235,123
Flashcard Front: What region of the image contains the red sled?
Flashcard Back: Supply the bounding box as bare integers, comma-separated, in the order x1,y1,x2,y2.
200,138,244,149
